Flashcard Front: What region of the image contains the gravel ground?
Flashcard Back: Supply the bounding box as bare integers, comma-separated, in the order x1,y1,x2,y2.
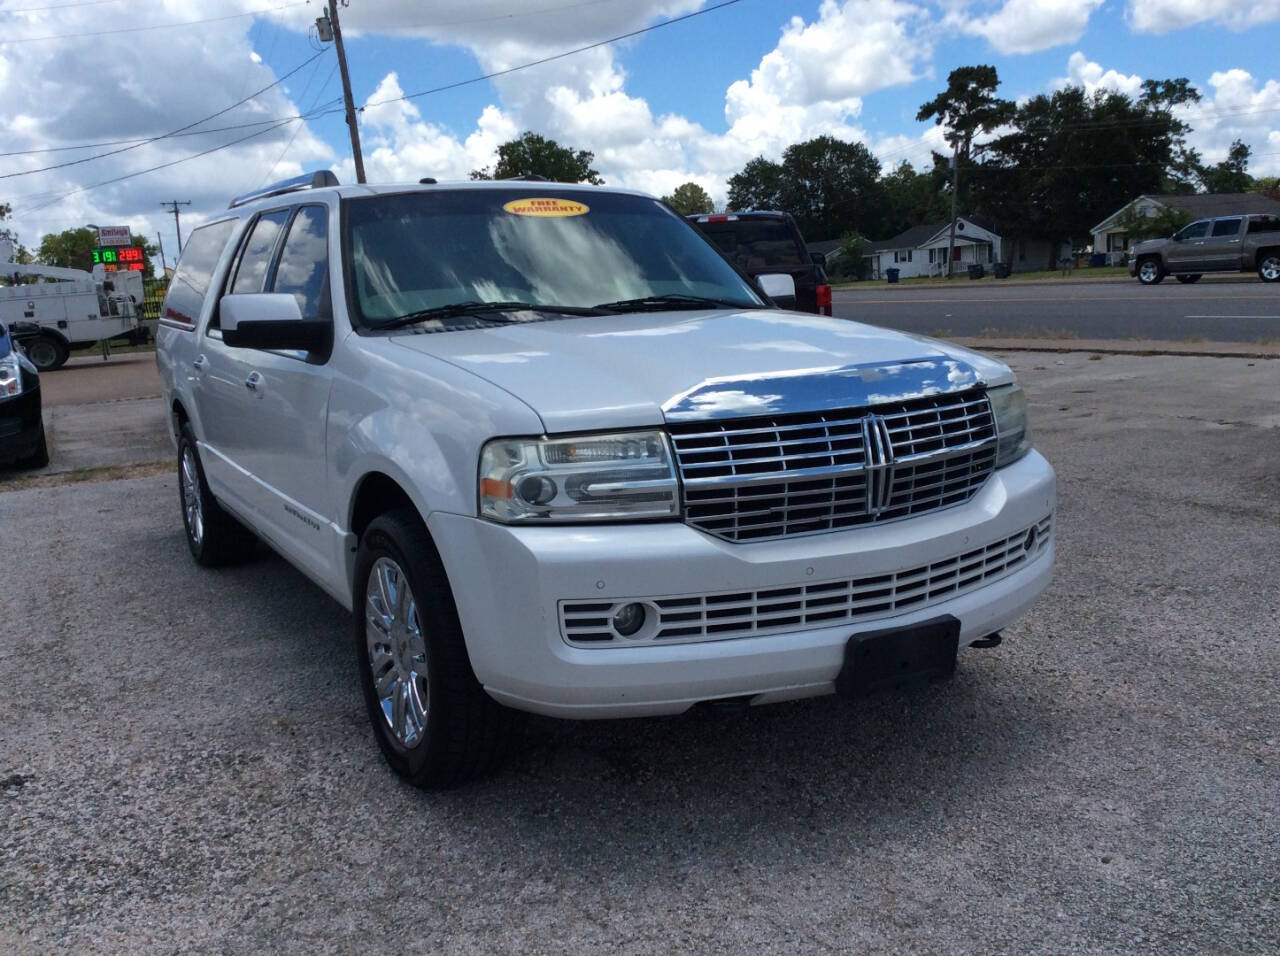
1,352,1277,952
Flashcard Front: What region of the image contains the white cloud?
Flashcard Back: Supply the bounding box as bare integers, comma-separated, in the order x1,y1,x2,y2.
1127,0,1280,34
1053,52,1143,97
1178,70,1280,176
957,0,1104,54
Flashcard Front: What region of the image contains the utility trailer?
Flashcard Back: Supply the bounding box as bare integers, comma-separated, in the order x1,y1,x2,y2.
0,241,142,371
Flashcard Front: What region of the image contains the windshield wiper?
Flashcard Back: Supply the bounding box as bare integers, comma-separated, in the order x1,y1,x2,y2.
592,293,758,313
374,300,604,331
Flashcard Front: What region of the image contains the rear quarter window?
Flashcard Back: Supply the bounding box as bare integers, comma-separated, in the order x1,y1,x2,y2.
1248,216,1280,234
161,219,238,329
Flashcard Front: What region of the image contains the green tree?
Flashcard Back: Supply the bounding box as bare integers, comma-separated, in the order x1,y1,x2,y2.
470,131,603,184
776,136,883,240
661,182,714,216
833,231,870,280
726,157,784,211
879,161,949,237
917,65,1014,273
1112,204,1192,241
37,227,98,271
1199,139,1253,194
973,82,1201,268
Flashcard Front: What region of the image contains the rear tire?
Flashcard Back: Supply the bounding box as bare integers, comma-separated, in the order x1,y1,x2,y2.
1259,252,1280,283
1175,274,1202,284
15,423,49,470
23,335,68,372
1136,258,1164,285
177,423,256,566
353,509,514,789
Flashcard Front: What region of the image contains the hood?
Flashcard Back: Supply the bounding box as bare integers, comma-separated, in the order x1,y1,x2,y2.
390,309,1013,433
1131,237,1171,255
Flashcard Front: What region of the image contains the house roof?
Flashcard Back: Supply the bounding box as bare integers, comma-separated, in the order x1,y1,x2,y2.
1093,192,1280,233
806,239,843,256
866,223,947,253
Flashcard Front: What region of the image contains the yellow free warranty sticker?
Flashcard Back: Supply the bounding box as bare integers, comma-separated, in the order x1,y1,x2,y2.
502,197,589,217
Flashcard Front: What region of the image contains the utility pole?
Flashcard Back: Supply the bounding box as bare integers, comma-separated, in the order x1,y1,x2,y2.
945,144,959,279
156,231,168,273
322,0,366,184
160,200,191,253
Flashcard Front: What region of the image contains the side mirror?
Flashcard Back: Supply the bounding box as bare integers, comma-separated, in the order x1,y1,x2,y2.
220,293,330,354
1171,233,1182,241
757,272,797,310
810,252,826,266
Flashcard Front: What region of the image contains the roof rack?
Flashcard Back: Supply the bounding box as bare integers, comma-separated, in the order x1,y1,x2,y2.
228,170,340,209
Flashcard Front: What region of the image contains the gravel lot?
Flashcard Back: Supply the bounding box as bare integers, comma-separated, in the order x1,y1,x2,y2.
2,352,1277,952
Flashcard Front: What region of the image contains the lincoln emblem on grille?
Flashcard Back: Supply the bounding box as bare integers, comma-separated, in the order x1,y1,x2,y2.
862,414,896,515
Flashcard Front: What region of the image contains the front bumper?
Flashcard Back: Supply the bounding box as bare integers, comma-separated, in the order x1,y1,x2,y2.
0,387,43,462
431,450,1056,719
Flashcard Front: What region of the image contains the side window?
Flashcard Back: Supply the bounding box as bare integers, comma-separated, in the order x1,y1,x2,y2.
160,219,237,328
231,209,291,294
1177,221,1210,240
1248,216,1280,234
270,206,330,321
1211,218,1241,238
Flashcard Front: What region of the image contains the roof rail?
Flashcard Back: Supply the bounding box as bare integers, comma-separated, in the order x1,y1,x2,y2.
228,170,340,209
503,174,548,182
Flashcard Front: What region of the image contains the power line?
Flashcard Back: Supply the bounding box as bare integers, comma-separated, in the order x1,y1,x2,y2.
363,0,748,111
1,0,126,11
259,59,339,187
0,1,308,45
7,0,749,212
15,118,298,214
0,49,330,181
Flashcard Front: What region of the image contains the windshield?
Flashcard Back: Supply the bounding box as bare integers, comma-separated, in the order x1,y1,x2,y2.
695,219,805,270
344,189,764,328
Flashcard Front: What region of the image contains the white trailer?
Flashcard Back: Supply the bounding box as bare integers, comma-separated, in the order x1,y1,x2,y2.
0,244,141,370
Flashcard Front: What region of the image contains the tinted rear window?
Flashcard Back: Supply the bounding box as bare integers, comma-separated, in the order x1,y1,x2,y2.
695,219,805,270
161,219,238,328
1249,215,1280,234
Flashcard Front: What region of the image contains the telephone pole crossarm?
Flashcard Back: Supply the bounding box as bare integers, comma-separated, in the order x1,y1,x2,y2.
160,200,191,254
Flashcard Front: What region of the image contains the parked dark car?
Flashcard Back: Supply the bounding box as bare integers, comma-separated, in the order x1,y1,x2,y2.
688,211,833,315
0,321,48,469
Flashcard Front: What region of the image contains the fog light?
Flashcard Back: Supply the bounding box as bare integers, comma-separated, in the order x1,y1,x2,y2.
517,475,557,506
613,602,646,637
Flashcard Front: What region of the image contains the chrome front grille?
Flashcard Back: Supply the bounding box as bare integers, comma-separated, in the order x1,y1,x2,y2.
667,390,997,541
560,515,1051,646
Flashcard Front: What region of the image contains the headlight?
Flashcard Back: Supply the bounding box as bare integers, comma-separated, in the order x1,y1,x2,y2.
988,383,1031,467
0,354,24,399
479,431,679,523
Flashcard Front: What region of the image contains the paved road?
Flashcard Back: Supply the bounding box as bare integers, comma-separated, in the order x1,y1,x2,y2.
2,353,1277,951
833,278,1280,343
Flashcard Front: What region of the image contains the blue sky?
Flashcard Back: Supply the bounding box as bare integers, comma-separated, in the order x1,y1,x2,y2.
2,0,1278,255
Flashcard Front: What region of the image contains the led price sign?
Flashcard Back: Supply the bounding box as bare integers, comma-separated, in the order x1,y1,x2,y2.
92,246,145,271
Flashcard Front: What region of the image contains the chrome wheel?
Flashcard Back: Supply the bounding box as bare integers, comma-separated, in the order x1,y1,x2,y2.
180,445,203,546
1138,260,1159,283
365,557,429,748
1261,256,1280,282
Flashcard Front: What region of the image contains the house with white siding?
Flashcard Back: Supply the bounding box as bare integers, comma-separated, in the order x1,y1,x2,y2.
863,218,1004,279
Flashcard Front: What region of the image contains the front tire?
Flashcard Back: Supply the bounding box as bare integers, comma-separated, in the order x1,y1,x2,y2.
1137,258,1164,285
15,423,49,470
177,423,256,566
1259,252,1280,283
353,510,513,789
1175,274,1202,284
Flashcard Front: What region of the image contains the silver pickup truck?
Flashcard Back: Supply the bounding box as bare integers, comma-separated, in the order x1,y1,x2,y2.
1129,213,1280,284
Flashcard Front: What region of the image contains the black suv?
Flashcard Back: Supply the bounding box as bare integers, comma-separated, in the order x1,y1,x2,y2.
0,321,47,469
688,211,832,315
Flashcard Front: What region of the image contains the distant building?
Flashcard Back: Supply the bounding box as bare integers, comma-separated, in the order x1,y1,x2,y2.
1091,193,1280,264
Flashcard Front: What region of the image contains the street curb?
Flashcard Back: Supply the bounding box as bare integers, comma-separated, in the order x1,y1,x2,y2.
954,338,1280,359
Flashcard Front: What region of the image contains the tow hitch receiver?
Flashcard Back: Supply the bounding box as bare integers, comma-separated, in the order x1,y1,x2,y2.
835,615,960,699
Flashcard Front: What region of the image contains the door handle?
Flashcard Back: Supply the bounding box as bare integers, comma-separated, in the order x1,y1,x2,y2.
244,371,263,392
192,354,207,372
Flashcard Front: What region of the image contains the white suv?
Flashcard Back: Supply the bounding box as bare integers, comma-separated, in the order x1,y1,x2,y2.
157,173,1056,788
